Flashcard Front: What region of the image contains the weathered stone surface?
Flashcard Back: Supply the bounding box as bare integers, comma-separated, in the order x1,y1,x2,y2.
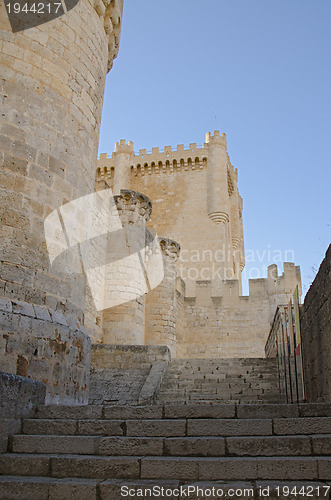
141,457,199,480
199,457,258,480
77,420,125,436
312,435,331,455
273,417,331,435
187,418,273,436
51,455,140,479
164,437,226,457
164,404,235,419
0,0,123,403
299,404,331,417
35,405,103,420
0,454,49,476
237,404,299,419
0,372,45,419
126,419,186,437
103,405,163,420
11,435,100,455
0,476,51,500
301,244,331,403
226,435,311,456
23,419,77,436
99,437,163,456
49,478,99,500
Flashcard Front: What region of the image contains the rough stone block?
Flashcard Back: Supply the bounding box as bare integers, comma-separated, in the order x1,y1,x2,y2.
35,405,103,420
237,404,299,419
126,419,186,437
318,458,331,480
0,298,12,313
103,405,163,420
273,417,331,435
51,455,140,479
164,404,236,419
49,478,99,500
12,300,35,317
77,419,125,436
199,457,258,480
0,476,51,500
11,435,99,455
299,404,331,417
312,435,331,455
164,437,225,457
99,436,163,456
0,454,49,476
141,457,199,480
23,418,77,436
257,457,318,480
226,435,311,456
187,418,273,436
0,372,46,419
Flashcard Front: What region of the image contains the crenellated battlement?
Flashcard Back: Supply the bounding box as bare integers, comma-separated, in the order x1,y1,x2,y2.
97,133,238,187
114,139,134,154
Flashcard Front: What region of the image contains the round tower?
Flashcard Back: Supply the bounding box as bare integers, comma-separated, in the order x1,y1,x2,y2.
145,238,181,357
113,139,135,195
206,131,230,224
0,0,123,403
102,190,153,345
206,131,233,280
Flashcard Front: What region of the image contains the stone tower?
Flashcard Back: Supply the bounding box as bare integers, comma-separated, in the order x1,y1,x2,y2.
0,0,124,403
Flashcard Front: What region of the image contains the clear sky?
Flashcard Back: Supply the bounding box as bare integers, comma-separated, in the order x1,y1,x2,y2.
98,0,331,297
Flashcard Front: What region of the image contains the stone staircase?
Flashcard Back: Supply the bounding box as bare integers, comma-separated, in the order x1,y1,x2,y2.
0,403,330,499
157,358,280,404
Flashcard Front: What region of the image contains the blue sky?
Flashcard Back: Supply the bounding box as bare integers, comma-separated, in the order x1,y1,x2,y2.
98,0,331,297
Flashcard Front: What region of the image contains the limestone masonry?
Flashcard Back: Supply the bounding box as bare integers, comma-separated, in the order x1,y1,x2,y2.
0,0,124,403
96,132,302,358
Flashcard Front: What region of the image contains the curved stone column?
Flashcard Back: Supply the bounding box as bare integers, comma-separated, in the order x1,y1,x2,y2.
102,190,153,345
145,238,181,357
0,0,123,403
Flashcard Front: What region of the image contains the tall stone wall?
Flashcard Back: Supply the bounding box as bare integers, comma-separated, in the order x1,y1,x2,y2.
301,245,331,403
0,0,123,402
178,280,271,358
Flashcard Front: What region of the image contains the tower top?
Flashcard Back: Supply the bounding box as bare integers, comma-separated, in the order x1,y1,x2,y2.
114,139,134,154
205,131,227,148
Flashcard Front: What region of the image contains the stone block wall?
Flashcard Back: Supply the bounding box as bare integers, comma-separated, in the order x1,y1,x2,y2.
301,245,331,403
0,298,90,404
0,0,123,402
0,371,45,453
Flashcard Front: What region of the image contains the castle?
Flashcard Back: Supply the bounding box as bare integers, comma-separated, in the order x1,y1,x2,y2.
1,2,330,495
0,0,323,408
94,132,302,359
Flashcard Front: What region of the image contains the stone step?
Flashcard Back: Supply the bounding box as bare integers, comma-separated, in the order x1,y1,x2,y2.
0,454,330,481
32,403,331,421
11,434,330,457
20,415,331,437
